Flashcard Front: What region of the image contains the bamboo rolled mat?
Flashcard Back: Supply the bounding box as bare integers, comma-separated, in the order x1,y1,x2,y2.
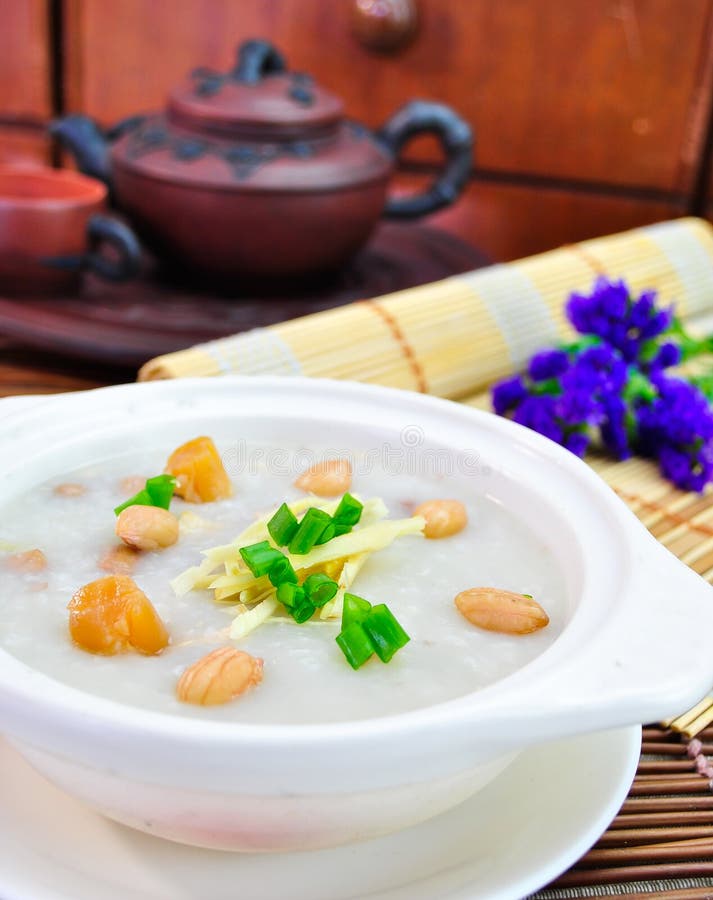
139,217,713,390
140,217,713,896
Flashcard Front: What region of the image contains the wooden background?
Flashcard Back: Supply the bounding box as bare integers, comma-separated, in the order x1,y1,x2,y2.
2,0,713,262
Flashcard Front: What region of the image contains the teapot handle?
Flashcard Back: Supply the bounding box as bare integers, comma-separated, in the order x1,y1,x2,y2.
84,215,142,282
378,100,473,219
40,215,142,283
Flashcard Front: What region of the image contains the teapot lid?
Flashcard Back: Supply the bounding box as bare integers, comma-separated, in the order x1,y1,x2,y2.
168,40,344,140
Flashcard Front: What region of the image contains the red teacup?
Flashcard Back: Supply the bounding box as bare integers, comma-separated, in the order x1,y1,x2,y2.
0,165,140,295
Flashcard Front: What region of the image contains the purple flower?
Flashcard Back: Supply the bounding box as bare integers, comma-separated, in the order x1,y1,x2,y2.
658,444,713,493
492,343,631,456
565,277,674,367
528,349,569,381
512,394,564,444
562,344,628,398
564,430,590,457
567,277,629,338
490,275,713,492
649,341,682,371
600,394,631,460
635,375,713,492
492,375,527,415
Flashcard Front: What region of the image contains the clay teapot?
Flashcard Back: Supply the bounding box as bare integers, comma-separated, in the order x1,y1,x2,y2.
51,39,473,279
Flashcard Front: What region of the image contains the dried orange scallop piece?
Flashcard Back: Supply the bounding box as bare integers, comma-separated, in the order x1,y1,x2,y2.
68,575,169,655
165,436,232,503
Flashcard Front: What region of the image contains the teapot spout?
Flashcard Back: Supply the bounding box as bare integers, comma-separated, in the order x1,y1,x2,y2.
49,115,112,187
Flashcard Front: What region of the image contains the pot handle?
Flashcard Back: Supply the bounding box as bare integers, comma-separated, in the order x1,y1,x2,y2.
378,100,473,219
44,216,142,282
472,532,713,747
84,215,142,282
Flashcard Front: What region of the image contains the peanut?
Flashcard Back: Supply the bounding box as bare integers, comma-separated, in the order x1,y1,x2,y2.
294,458,352,497
68,575,169,655
99,544,140,575
6,549,47,573
414,499,467,539
455,587,549,635
53,483,86,497
177,646,263,706
116,505,179,552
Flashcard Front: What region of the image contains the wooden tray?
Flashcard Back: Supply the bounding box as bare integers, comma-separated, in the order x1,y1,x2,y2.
0,223,487,368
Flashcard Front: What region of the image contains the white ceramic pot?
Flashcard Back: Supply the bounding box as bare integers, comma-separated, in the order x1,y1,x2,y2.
0,377,711,852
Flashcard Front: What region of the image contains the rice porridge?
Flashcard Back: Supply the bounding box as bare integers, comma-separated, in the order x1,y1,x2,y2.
0,436,567,724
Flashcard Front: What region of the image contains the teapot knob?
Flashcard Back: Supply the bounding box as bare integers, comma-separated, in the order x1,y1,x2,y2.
232,40,287,83
351,0,419,53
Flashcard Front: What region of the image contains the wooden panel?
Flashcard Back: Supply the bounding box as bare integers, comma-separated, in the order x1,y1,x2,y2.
0,0,51,165
395,173,684,261
64,0,713,192
0,128,50,167
0,0,51,118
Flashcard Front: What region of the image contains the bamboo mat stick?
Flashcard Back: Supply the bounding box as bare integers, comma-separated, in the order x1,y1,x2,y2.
642,727,683,740
664,700,713,731
596,826,713,845
622,797,713,812
579,841,713,866
641,742,691,755
552,861,713,887
637,760,699,774
631,774,711,794
630,777,712,792
610,811,713,828
683,708,713,739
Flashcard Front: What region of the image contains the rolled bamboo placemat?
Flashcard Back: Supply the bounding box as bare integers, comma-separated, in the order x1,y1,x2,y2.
139,217,713,396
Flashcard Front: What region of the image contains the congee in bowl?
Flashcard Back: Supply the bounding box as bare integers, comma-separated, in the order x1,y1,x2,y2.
0,431,564,724
1,376,712,852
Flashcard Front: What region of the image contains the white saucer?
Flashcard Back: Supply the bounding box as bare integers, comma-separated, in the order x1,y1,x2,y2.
0,726,639,900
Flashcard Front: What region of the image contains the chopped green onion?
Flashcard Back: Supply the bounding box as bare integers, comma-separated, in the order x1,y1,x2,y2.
240,541,284,578
342,592,372,628
303,573,338,608
267,503,299,547
336,622,374,670
114,488,153,516
114,474,177,516
363,604,410,663
315,521,336,545
277,581,304,609
145,474,176,509
276,581,317,622
288,508,332,555
332,521,353,537
290,596,316,623
333,493,363,527
268,555,298,587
